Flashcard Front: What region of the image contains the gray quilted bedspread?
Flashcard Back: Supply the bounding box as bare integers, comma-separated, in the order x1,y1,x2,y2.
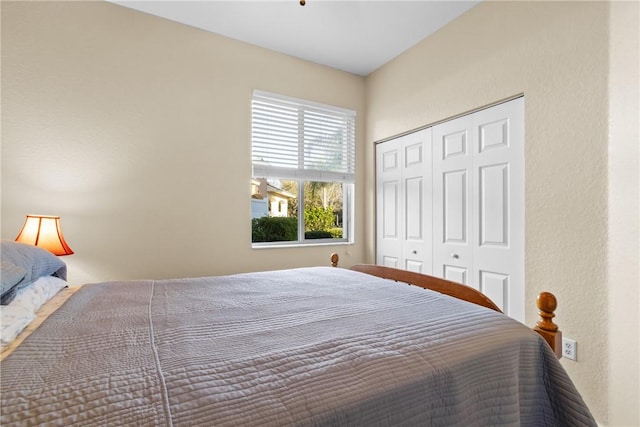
0,267,595,426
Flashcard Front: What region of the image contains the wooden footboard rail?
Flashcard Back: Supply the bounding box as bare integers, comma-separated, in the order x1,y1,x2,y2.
350,264,503,313
330,254,562,358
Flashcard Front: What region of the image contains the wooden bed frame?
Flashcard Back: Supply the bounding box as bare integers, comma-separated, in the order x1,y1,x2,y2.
2,257,560,361
330,253,562,358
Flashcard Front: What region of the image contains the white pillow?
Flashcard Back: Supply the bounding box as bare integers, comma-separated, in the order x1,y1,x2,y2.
0,305,36,350
0,275,67,350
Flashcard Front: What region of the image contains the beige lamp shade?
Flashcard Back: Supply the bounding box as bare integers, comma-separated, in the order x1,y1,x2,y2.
15,215,74,256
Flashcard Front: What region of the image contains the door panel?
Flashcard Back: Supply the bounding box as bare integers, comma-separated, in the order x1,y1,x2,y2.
376,139,402,266
382,256,399,269
401,129,432,275
405,177,423,240
443,130,467,159
443,170,468,243
479,270,509,313
376,129,432,275
405,142,423,167
433,115,474,287
479,163,509,247
406,259,423,273
472,98,524,321
382,149,398,171
444,265,467,284
479,119,509,152
382,181,399,239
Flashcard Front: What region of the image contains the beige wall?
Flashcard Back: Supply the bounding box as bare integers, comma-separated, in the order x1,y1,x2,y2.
608,1,639,425
1,1,367,284
365,1,638,425
2,1,638,426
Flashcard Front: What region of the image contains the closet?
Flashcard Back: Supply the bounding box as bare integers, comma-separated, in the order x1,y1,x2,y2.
376,97,524,321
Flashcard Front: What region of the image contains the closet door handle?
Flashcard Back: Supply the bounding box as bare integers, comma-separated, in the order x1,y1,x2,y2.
412,250,417,255
451,253,460,259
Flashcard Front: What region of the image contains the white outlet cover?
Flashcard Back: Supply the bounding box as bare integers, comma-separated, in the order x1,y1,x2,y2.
562,337,577,361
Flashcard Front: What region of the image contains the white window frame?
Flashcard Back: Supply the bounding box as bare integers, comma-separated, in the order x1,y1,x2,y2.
251,90,356,247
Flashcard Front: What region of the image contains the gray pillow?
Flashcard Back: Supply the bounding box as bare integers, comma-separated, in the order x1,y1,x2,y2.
1,259,27,298
1,240,67,304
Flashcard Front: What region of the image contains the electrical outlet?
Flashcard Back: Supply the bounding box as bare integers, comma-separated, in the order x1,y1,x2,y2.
562,337,577,361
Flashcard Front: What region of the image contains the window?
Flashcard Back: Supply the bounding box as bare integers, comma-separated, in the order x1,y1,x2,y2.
251,90,355,246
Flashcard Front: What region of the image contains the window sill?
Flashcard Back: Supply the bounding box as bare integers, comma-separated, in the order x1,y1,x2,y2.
251,240,354,249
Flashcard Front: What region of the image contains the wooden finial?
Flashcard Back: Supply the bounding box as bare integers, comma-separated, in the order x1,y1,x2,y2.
534,291,562,358
330,253,339,267
536,291,558,332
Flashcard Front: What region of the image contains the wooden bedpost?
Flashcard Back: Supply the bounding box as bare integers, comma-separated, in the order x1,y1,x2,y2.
534,292,563,359
330,253,339,267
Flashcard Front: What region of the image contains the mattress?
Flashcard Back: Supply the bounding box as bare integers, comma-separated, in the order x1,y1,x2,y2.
0,267,595,426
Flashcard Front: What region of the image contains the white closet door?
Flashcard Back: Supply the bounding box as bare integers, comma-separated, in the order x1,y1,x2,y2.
432,115,474,285
401,129,432,274
376,129,432,273
376,138,402,268
472,98,524,321
433,97,524,322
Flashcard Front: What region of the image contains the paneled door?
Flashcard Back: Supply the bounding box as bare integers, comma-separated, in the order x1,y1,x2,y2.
376,137,402,269
376,128,432,273
433,98,524,321
431,114,474,286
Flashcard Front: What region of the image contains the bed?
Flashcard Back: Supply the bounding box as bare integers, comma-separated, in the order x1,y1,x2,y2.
0,242,595,426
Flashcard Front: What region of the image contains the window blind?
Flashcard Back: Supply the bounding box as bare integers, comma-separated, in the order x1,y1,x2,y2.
252,90,356,183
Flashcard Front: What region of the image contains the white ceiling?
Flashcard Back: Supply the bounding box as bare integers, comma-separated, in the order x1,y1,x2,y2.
110,0,480,76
